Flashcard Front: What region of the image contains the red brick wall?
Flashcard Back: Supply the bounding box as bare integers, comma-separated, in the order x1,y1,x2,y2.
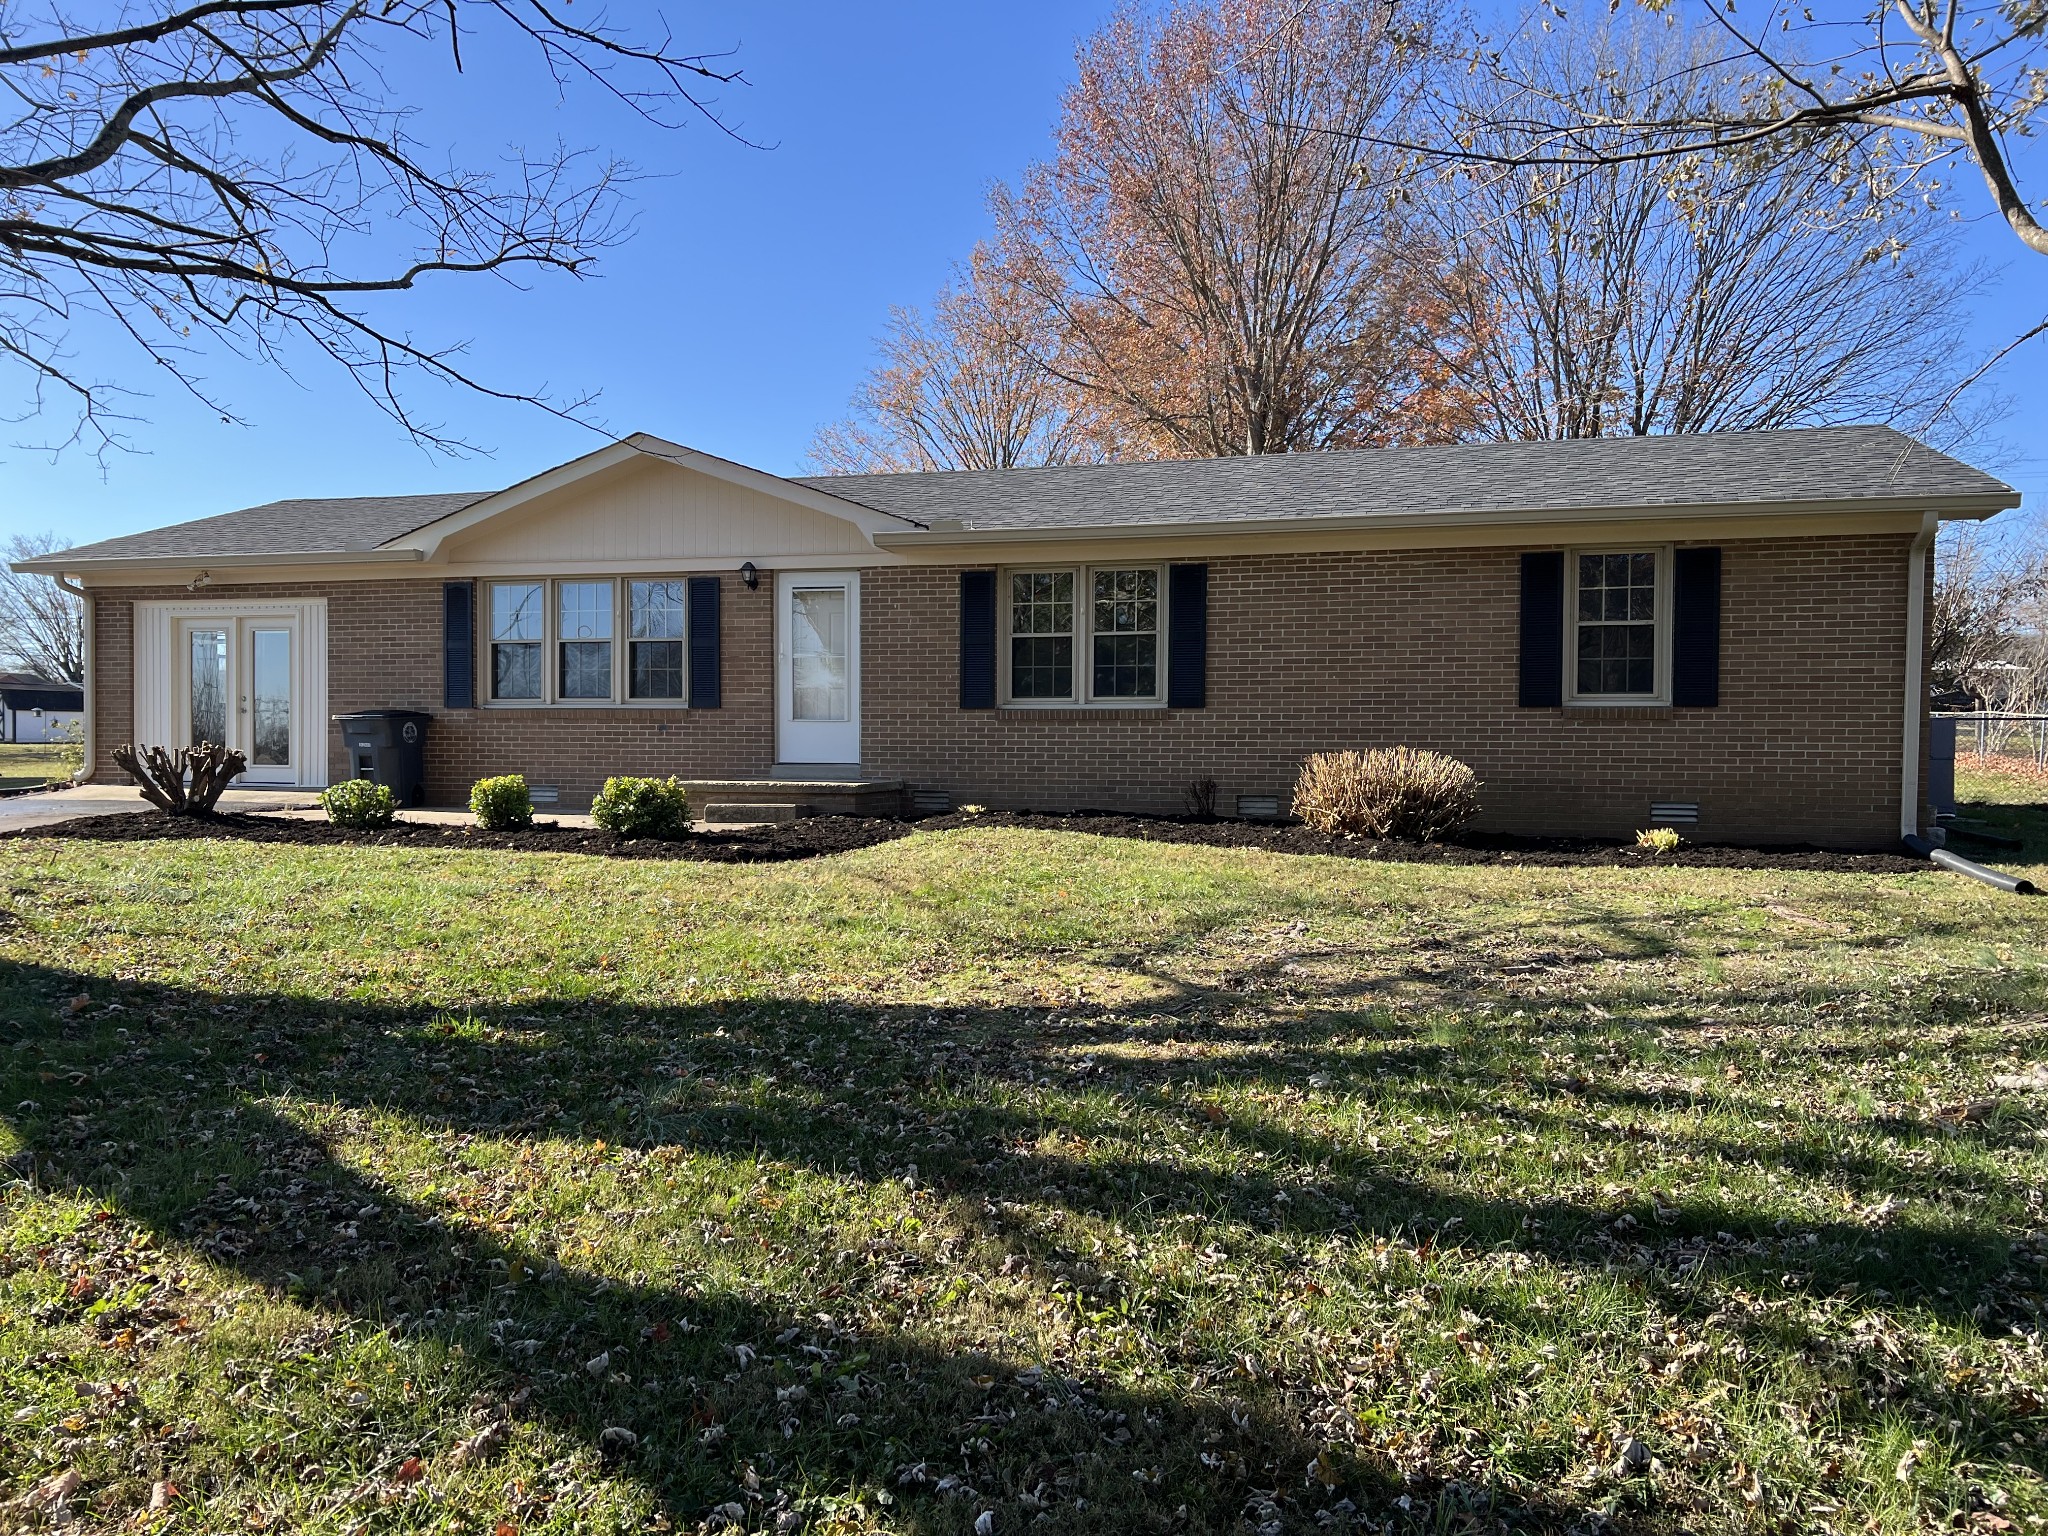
87,532,1921,845
89,576,774,804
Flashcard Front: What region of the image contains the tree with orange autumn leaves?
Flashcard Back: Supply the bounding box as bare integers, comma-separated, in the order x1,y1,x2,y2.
815,0,1986,471
813,0,1489,470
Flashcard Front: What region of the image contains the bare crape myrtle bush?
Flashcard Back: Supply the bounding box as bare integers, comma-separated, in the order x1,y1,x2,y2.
1291,747,1481,841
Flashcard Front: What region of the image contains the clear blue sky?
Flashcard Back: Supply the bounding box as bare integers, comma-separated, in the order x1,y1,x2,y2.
3,0,2040,549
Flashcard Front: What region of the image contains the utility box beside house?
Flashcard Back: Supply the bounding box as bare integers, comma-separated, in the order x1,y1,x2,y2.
334,710,430,807
1928,714,1958,821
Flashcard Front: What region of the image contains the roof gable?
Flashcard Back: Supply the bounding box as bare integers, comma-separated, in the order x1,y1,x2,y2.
432,448,885,565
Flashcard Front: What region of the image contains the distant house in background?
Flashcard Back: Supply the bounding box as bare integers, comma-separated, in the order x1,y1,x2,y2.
0,673,85,744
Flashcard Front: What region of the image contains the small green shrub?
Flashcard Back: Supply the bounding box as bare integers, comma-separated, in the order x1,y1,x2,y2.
1635,826,1684,853
591,775,691,839
469,774,534,831
321,779,396,829
1291,747,1481,841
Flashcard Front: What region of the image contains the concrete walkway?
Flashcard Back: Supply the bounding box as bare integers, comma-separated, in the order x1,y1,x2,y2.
0,783,325,832
260,805,602,830
2,784,776,835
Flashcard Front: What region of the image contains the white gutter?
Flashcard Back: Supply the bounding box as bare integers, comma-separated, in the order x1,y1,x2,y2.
53,575,93,784
870,491,2017,549
1901,511,1940,840
11,547,425,577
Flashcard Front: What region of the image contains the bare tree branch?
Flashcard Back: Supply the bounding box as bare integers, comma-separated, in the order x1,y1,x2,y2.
1421,10,1988,442
808,244,1110,474
0,0,749,460
1372,0,2047,261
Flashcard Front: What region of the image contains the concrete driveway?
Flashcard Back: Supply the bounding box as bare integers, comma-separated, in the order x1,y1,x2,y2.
0,783,325,832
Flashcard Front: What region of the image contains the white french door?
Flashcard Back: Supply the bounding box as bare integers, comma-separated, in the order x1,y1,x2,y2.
775,571,861,766
174,615,302,784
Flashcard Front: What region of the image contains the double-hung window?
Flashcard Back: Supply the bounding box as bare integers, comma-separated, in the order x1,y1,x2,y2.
557,581,614,699
485,578,688,705
1004,565,1163,704
627,581,687,700
490,582,545,701
1568,549,1667,702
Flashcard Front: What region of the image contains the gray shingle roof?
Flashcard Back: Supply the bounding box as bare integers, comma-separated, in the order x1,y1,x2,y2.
24,425,2016,569
794,425,2016,531
41,491,488,564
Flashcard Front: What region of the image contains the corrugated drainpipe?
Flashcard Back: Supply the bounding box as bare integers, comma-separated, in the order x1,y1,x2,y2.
1901,512,1939,841
53,574,93,784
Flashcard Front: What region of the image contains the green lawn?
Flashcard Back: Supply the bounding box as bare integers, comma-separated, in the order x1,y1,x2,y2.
3,803,2047,1533
0,741,74,790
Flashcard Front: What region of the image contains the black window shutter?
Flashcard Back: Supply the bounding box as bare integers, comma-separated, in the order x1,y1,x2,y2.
1671,547,1722,708
442,581,474,709
688,575,722,708
1518,552,1565,708
1167,563,1208,708
960,570,996,709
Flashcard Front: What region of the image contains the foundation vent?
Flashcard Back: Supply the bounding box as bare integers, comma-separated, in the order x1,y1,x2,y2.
1236,794,1283,821
529,784,561,806
910,789,953,816
1649,801,1699,825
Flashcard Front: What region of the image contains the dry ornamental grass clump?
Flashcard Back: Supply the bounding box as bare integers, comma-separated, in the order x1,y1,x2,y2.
1291,747,1481,841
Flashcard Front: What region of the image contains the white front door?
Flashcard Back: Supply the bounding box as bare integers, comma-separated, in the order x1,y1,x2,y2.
775,571,860,766
174,615,302,784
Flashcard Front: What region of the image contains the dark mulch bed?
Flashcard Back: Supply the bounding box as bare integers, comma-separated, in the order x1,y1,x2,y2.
16,806,1934,873
916,809,1931,873
10,810,916,863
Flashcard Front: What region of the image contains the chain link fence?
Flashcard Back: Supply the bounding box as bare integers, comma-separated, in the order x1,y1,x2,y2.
1939,712,2048,769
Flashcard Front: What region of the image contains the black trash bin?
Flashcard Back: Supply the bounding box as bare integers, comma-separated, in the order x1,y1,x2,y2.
333,710,430,807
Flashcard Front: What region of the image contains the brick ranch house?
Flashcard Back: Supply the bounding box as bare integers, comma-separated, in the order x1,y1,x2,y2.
15,425,2020,846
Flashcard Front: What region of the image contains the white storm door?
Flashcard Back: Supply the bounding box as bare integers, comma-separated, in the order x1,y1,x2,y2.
776,571,860,765
240,621,299,783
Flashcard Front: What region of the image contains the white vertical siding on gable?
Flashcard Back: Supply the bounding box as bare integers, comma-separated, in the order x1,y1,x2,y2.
441,459,879,565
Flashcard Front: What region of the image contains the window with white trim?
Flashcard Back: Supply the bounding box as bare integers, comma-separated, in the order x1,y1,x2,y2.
1091,567,1158,698
1003,565,1164,704
490,582,544,701
557,580,613,699
485,578,687,706
1569,549,1666,701
628,580,687,700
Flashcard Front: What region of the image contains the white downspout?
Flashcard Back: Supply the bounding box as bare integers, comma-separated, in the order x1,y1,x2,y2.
1901,512,1939,841
53,574,93,785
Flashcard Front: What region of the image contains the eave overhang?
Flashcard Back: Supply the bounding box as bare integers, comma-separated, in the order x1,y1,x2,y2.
867,490,2021,551
10,547,427,576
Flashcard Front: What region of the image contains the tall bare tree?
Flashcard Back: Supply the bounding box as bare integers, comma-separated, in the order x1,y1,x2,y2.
1426,0,2044,256
1,1,740,458
1932,522,2048,709
0,532,84,682
1432,14,1982,439
808,245,1106,473
1375,0,2047,389
990,0,1485,460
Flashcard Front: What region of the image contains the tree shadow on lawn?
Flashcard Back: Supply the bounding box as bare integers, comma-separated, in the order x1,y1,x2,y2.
3,959,2041,1532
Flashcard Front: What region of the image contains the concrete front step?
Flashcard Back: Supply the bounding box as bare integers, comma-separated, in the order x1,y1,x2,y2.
699,801,804,824
683,777,905,819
